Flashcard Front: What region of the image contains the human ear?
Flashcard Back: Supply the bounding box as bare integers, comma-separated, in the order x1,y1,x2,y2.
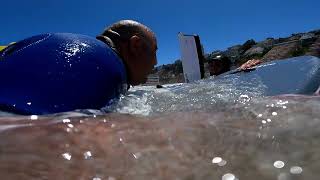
128,35,142,55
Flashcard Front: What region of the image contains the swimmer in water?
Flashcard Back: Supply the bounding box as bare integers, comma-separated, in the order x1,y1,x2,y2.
0,20,158,114
0,20,267,114
97,20,158,86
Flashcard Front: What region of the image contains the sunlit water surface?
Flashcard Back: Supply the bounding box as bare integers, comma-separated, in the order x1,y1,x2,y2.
0,77,319,180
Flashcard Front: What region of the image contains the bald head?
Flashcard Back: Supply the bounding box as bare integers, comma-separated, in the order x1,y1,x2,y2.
98,20,155,48
97,20,158,86
104,20,153,36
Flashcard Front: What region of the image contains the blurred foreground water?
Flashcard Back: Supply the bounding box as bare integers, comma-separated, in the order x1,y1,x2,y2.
0,76,320,180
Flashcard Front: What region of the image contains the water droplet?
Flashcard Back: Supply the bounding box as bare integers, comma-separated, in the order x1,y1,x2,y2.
274,160,285,168
84,151,92,159
218,160,227,166
62,153,72,160
267,119,272,122
283,106,287,109
222,173,235,180
30,115,38,120
258,114,263,118
103,119,107,123
93,177,101,180
67,124,74,128
27,102,32,105
290,166,303,174
212,157,222,164
93,115,97,118
272,112,278,116
63,119,71,123
111,124,116,128
119,138,123,142
133,152,141,159
262,120,267,124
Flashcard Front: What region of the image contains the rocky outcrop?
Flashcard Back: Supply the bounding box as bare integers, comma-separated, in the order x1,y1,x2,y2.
244,47,265,57
262,41,300,62
255,38,275,48
306,38,320,57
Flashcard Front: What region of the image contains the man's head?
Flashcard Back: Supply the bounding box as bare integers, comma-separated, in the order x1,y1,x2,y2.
97,20,158,86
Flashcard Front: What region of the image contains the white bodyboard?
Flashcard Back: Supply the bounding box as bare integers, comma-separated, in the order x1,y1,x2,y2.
178,33,202,83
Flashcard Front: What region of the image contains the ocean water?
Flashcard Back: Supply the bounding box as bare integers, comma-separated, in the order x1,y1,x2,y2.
0,76,319,180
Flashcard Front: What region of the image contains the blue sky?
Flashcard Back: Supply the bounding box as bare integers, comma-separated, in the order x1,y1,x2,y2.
1,0,319,65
